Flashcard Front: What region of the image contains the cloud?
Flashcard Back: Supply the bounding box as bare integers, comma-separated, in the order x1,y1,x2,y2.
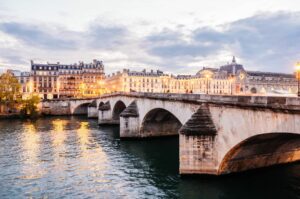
144,28,221,62
149,43,218,58
226,12,300,71
0,20,133,72
87,24,129,49
146,29,182,43
0,11,300,74
0,20,131,51
2,54,27,65
0,22,78,50
193,27,228,43
144,12,300,72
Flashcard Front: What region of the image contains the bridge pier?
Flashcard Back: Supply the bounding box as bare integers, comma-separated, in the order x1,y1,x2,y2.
98,101,119,125
120,101,140,138
87,100,98,118
179,135,217,175
179,106,218,175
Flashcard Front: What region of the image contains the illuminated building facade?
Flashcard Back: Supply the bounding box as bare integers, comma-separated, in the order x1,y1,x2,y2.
227,57,298,95
104,69,170,93
104,57,298,96
9,57,298,98
30,59,105,99
104,68,232,95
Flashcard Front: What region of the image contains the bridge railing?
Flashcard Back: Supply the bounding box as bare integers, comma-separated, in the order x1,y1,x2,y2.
42,97,99,102
99,92,300,111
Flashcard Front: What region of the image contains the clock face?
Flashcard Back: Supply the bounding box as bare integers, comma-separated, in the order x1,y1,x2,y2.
239,73,245,80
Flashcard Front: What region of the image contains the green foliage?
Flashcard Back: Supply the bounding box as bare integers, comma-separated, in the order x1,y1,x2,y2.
0,72,22,107
0,71,40,118
20,95,40,118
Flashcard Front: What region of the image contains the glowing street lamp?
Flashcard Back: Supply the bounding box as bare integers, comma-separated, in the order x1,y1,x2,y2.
296,62,300,97
205,74,211,94
229,76,235,95
79,83,86,97
98,80,104,95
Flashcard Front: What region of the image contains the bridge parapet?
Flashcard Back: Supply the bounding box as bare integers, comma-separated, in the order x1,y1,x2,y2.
99,92,300,112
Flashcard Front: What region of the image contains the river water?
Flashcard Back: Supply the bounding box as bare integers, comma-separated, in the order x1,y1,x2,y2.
0,116,299,199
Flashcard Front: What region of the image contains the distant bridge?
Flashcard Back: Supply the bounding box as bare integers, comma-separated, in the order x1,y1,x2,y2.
41,92,300,175
41,97,97,116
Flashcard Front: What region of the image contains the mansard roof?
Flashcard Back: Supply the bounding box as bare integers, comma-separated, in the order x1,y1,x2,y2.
126,69,165,77
246,71,295,78
31,59,104,70
196,67,219,76
176,75,193,79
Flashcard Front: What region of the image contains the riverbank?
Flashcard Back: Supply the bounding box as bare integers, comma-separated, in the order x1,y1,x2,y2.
0,112,42,120
0,113,20,119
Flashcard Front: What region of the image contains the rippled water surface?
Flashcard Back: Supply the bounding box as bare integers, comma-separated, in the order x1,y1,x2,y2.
0,116,300,199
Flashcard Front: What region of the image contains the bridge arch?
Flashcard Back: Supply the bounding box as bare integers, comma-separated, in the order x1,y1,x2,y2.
140,108,183,137
218,132,300,175
73,102,90,115
250,87,257,94
112,100,126,121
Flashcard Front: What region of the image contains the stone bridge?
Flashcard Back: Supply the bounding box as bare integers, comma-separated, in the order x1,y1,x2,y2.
42,92,300,175
41,98,98,116
95,92,300,175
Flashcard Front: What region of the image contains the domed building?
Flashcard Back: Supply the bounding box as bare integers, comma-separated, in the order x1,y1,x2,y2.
103,56,298,96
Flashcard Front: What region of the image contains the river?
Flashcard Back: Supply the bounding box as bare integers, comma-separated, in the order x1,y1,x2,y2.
0,116,299,199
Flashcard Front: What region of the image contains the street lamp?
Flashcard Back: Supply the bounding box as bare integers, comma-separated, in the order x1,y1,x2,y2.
229,76,235,95
79,83,86,97
205,74,211,94
296,62,300,97
98,80,104,95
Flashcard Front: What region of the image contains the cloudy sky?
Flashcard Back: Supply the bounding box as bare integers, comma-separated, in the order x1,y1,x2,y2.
0,0,300,74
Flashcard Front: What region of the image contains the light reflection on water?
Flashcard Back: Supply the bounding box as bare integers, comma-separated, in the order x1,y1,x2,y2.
20,123,44,180
0,116,299,199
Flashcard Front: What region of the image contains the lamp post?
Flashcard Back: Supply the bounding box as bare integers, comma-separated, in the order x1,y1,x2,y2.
79,83,86,98
205,74,210,94
296,62,300,97
229,76,234,95
57,80,60,99
98,80,104,95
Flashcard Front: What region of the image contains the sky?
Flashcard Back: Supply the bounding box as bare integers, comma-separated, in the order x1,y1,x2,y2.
0,0,300,75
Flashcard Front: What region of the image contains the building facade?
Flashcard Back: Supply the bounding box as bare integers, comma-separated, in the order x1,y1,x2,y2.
8,57,298,98
105,69,176,94
226,57,298,95
104,57,298,96
237,70,298,95
30,59,105,99
104,68,233,95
